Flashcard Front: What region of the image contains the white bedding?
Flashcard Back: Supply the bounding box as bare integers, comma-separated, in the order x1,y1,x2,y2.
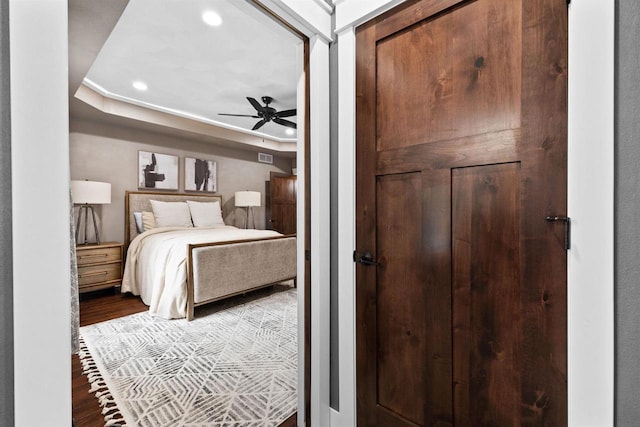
122,225,282,319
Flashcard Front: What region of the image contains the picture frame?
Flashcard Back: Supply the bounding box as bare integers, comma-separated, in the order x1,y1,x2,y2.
138,151,179,190
184,157,217,193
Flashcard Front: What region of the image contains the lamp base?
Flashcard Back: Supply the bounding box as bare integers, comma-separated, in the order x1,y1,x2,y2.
75,204,101,245
243,206,256,229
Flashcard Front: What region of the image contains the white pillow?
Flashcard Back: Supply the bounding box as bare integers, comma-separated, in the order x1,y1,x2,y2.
133,212,144,233
141,211,156,231
187,200,225,227
150,200,193,228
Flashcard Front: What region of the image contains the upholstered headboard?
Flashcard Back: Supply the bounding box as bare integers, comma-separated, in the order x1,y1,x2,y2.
125,191,223,245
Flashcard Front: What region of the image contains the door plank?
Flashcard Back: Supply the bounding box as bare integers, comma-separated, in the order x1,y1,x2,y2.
373,0,465,41
452,163,522,425
376,129,520,175
375,0,521,150
376,172,426,425
355,20,380,427
423,169,453,426
519,0,568,424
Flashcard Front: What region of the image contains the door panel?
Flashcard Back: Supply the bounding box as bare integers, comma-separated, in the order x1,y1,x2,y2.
451,163,521,426
376,0,521,151
376,173,426,426
356,0,567,425
422,168,453,425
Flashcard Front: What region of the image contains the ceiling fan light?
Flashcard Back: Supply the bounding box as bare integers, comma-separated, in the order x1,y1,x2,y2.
202,11,222,27
286,128,295,135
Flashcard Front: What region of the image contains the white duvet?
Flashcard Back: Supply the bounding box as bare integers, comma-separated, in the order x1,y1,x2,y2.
122,226,282,319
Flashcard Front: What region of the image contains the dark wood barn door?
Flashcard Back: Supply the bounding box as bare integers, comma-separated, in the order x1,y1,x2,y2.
355,0,568,425
269,172,297,235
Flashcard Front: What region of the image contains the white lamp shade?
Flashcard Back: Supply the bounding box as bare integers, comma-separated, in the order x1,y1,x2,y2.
71,180,111,204
235,191,261,207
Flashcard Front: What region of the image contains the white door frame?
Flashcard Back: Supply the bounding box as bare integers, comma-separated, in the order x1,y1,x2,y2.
10,2,72,425
9,0,332,425
332,0,614,426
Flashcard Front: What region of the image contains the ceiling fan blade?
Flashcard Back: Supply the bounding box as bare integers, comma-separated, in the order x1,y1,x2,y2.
275,109,296,118
247,97,267,114
273,118,297,129
218,113,260,118
252,119,268,130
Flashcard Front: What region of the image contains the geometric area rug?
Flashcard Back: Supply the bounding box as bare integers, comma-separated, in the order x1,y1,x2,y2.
78,288,297,427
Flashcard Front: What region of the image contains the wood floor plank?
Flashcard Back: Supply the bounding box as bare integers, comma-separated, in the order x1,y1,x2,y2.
78,289,148,327
73,290,147,427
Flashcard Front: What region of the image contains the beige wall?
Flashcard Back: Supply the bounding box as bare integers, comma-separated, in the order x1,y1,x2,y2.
70,120,293,243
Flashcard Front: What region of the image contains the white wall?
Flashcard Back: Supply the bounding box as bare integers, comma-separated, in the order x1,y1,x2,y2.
10,0,72,425
0,0,13,423
333,0,615,426
615,1,640,423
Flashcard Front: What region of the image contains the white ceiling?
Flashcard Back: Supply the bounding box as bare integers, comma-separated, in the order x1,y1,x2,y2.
74,0,302,143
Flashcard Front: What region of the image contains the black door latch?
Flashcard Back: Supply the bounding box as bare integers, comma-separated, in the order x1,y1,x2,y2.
353,250,381,267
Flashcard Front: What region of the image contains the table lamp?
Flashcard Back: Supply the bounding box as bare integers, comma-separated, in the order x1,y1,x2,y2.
235,190,261,229
71,180,111,245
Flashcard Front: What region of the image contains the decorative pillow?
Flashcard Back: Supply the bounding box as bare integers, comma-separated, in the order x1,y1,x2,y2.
141,211,156,231
187,200,225,227
150,200,193,228
133,212,144,233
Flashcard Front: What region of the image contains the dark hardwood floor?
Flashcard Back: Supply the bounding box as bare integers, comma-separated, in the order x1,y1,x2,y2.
73,289,147,427
72,285,298,427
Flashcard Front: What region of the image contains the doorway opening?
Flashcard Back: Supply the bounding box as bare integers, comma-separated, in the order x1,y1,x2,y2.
68,1,310,425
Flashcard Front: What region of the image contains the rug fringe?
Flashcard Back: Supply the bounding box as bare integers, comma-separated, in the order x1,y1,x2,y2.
78,336,127,427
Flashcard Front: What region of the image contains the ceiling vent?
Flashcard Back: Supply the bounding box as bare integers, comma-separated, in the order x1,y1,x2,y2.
258,152,273,164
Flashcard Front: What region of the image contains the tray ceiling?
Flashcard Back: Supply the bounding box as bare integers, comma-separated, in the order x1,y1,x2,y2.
76,0,301,144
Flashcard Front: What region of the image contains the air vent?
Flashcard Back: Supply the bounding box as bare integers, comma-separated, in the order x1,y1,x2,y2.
258,152,273,164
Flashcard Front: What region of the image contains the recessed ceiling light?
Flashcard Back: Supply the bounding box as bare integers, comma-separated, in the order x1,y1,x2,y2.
202,11,222,26
285,128,295,136
132,81,148,91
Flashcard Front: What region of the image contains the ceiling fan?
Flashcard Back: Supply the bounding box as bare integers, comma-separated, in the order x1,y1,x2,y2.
219,96,297,131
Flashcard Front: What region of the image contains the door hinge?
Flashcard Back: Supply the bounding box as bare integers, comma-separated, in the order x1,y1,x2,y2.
546,215,571,250
305,249,311,261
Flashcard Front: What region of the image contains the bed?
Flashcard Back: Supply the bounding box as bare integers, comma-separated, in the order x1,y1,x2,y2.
122,191,297,320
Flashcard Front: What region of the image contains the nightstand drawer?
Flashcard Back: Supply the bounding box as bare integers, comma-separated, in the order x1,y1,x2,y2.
78,263,122,287
76,242,123,293
77,246,121,266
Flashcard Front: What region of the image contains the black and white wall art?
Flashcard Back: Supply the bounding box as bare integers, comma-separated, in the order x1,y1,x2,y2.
185,157,217,192
138,151,178,190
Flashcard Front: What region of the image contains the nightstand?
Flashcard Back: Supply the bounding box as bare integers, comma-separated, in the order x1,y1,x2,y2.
75,242,123,293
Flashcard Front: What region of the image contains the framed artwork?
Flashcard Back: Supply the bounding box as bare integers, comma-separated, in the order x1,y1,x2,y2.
184,157,217,192
138,151,179,190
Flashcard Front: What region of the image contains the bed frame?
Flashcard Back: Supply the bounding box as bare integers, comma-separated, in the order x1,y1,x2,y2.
125,191,297,320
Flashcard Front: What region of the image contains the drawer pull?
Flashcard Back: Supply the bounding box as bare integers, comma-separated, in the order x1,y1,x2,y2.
79,271,108,278
79,253,109,259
